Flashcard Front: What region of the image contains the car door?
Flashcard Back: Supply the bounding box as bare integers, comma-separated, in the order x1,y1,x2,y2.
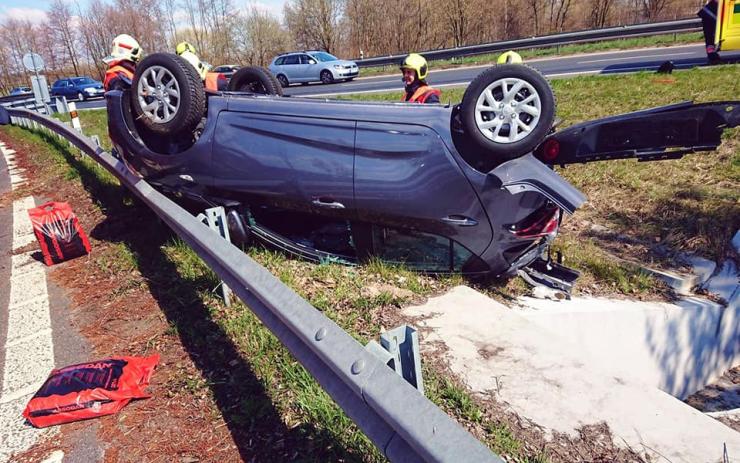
282,55,301,81
296,54,313,81
211,108,356,218
354,122,493,257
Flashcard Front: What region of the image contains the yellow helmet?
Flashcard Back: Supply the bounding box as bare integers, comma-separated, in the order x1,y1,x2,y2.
176,41,197,56
400,53,429,80
497,51,523,64
103,34,142,64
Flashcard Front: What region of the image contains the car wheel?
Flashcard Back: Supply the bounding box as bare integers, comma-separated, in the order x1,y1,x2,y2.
227,66,283,96
77,92,85,101
131,53,205,136
320,70,334,84
460,64,555,161
276,74,289,88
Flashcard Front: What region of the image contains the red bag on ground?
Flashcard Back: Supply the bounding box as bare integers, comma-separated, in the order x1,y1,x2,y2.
23,354,160,428
27,201,91,266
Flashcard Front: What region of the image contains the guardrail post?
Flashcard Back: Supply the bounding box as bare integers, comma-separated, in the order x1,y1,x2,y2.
196,206,233,306
68,102,82,133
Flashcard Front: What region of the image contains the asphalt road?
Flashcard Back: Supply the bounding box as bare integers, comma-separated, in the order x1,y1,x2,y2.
77,43,740,110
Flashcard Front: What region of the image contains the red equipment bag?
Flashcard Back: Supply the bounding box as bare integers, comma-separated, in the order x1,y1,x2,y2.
23,354,160,428
27,201,91,266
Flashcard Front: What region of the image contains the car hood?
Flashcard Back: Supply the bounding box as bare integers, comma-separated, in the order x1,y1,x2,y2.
332,60,357,67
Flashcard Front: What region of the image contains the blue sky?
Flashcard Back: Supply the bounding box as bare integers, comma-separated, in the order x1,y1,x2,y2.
0,0,287,23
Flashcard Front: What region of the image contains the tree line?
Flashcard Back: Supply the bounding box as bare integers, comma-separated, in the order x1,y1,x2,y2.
0,0,705,93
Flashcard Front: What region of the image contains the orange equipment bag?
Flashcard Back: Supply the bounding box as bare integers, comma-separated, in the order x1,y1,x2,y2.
27,202,91,266
23,355,160,428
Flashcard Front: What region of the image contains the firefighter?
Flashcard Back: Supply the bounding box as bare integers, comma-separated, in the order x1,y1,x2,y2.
175,41,222,91
103,34,142,91
698,0,721,63
400,53,441,104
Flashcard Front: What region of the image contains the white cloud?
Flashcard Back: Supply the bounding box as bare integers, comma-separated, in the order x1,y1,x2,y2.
0,7,48,24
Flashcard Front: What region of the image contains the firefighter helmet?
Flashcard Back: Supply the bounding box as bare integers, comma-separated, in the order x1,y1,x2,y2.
400,53,429,80
497,51,523,64
176,41,197,56
103,34,142,64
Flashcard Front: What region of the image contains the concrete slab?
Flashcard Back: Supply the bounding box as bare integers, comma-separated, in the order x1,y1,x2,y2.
516,295,739,399
679,254,717,287
703,259,740,305
404,286,740,463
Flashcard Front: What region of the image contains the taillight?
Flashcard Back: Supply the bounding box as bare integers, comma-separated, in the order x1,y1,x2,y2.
540,138,560,162
509,204,561,239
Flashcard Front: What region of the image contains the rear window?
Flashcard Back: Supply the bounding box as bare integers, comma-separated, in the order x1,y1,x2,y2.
274,57,285,65
53,80,66,87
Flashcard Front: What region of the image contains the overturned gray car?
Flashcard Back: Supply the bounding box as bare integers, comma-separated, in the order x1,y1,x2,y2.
107,53,740,294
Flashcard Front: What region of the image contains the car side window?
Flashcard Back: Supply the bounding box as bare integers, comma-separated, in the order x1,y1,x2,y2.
274,57,284,65
299,55,311,64
371,226,473,272
284,55,299,65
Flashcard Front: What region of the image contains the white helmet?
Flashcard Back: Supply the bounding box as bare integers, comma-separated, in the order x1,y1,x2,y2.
103,34,142,64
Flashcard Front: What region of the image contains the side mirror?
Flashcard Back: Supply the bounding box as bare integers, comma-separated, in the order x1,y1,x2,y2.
308,59,316,65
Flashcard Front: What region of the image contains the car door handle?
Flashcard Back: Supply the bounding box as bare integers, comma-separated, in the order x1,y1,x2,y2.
312,198,345,209
442,215,478,226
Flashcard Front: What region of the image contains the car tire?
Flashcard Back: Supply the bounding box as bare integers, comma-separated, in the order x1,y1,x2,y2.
460,64,555,161
77,92,85,101
131,53,205,137
320,70,334,84
227,66,283,96
276,74,289,88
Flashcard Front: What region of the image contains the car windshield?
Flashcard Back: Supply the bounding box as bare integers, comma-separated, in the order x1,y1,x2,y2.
73,78,95,85
312,52,338,62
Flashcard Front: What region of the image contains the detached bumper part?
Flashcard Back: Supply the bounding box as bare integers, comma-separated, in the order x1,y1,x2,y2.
519,257,580,299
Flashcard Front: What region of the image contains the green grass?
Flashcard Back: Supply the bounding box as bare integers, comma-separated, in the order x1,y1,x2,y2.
358,32,703,77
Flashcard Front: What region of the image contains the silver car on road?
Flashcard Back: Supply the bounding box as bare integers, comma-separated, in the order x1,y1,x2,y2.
268,51,359,87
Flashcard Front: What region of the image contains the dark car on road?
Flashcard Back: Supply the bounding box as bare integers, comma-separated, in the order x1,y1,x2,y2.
107,53,739,295
51,77,104,101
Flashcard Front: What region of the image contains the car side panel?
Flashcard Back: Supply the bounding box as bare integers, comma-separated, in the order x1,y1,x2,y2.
211,111,356,217
354,122,493,256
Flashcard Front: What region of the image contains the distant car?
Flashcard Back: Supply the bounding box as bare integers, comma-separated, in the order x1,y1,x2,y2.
50,77,104,101
268,51,358,87
212,65,240,80
9,86,32,96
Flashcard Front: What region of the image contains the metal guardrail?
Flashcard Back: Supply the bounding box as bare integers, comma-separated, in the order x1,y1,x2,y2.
355,18,703,67
0,106,503,463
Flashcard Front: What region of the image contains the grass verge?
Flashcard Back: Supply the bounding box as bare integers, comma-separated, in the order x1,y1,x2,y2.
357,32,703,77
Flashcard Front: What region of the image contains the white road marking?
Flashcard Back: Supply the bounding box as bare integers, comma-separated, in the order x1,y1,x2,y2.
0,143,58,462
577,51,695,64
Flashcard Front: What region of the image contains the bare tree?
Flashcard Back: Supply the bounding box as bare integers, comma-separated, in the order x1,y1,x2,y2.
589,0,615,27
49,0,80,75
284,0,344,53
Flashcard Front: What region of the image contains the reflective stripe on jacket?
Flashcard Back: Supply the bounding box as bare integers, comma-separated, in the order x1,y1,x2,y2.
402,85,441,104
